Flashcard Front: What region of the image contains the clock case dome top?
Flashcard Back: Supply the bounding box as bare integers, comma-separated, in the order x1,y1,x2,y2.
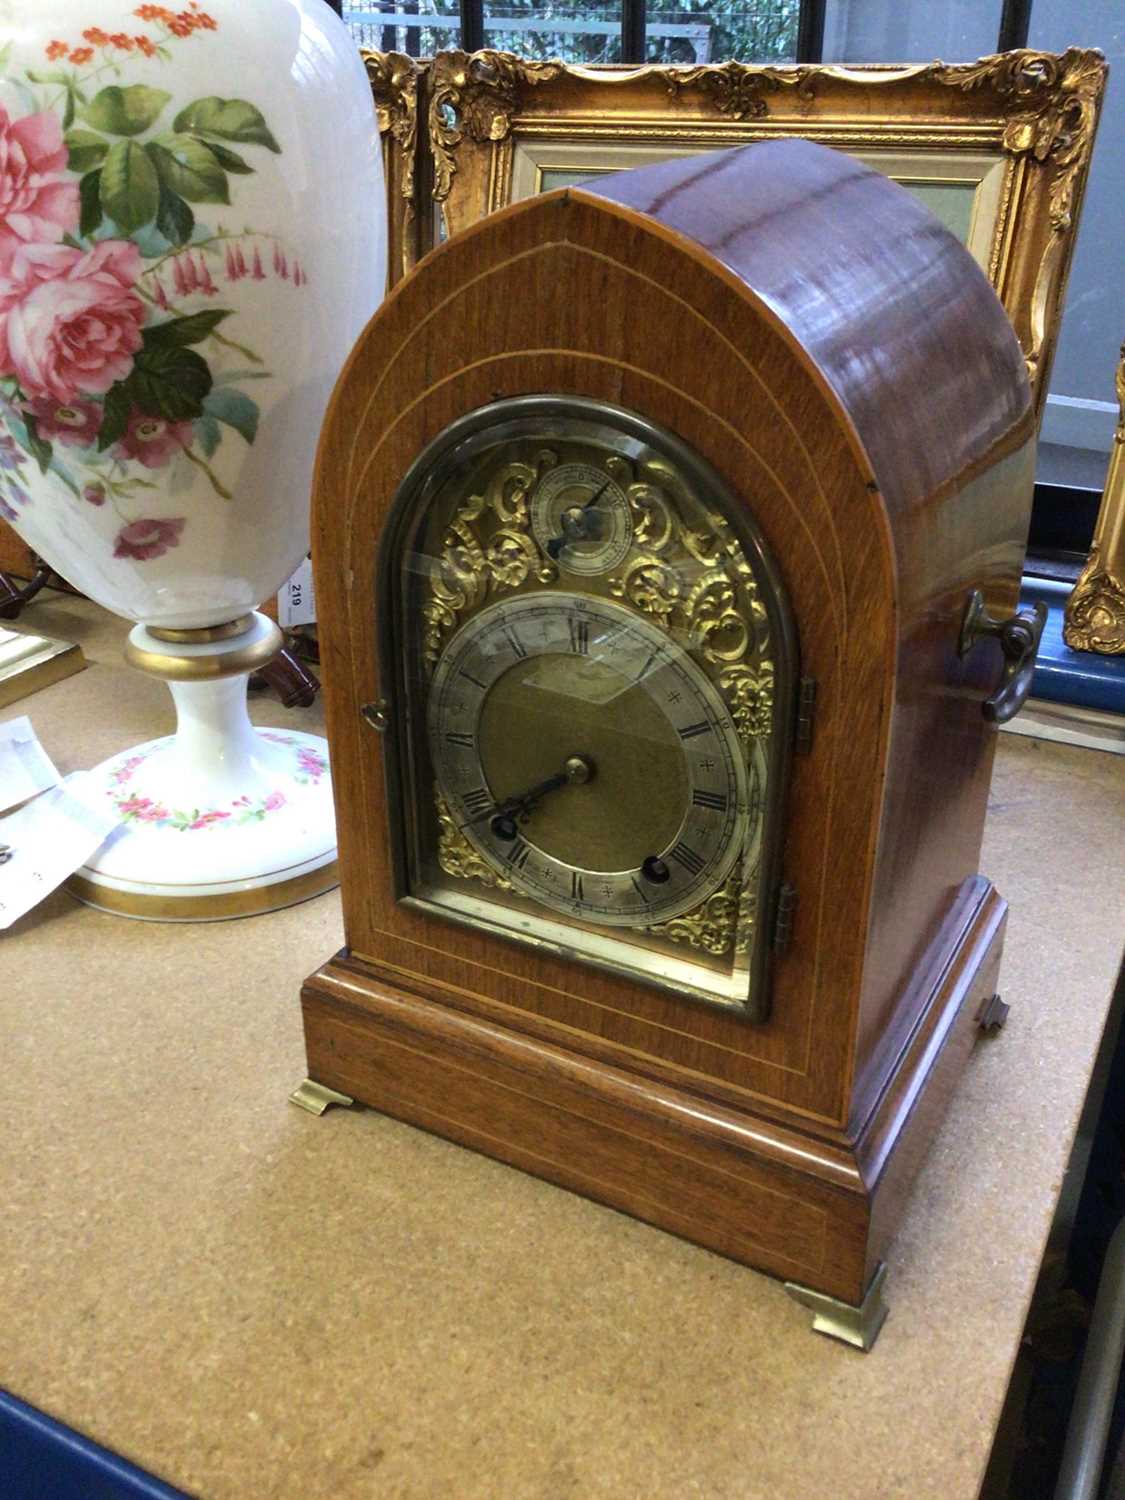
303,138,1036,1309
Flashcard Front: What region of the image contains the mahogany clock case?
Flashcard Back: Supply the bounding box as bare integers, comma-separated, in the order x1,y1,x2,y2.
302,140,1037,1306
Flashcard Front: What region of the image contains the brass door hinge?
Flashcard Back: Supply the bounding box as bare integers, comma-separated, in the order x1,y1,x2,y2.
795,677,817,754
772,883,798,952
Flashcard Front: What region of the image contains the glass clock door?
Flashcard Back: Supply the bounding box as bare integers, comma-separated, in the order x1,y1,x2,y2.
377,397,797,1018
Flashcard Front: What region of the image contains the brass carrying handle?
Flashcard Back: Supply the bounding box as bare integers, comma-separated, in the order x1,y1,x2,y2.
958,589,1048,724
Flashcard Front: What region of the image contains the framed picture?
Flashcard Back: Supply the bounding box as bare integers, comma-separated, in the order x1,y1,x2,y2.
424,49,1108,416
1065,343,1125,657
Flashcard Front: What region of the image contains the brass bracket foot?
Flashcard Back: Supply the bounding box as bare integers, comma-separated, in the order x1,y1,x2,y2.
978,992,1010,1033
784,1261,889,1351
289,1079,355,1116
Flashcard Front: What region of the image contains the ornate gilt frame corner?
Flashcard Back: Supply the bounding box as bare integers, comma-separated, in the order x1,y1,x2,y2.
364,50,429,287
1064,345,1125,656
423,48,1107,417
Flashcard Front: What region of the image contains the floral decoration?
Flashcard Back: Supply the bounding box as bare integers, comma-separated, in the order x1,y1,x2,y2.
104,732,325,830
0,5,307,552
261,731,328,784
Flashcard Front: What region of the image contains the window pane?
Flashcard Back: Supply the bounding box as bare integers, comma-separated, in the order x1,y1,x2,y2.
646,0,799,63
822,0,1002,63
344,3,461,57
483,1,624,64
1030,0,1124,418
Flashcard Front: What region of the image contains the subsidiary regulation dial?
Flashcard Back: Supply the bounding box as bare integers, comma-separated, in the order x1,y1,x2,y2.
530,462,632,576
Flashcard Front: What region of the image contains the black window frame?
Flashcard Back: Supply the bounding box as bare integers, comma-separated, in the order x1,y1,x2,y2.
330,0,1034,64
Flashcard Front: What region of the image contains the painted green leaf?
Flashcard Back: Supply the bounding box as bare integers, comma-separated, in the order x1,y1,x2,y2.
62,84,76,133
78,170,103,238
200,140,253,174
97,383,133,452
129,345,213,422
100,141,159,233
146,136,229,205
65,129,109,174
155,182,195,247
203,387,259,446
194,413,222,460
172,97,281,153
22,414,52,475
143,309,232,348
83,84,172,137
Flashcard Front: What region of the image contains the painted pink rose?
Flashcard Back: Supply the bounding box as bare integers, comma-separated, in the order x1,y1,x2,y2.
297,747,326,781
117,795,169,822
189,811,231,830
0,240,144,403
22,396,102,448
263,791,286,812
110,755,145,784
113,409,193,469
0,106,79,266
113,517,186,562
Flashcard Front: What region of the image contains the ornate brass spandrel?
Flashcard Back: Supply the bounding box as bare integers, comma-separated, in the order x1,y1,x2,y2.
608,497,774,745
436,789,512,890
422,460,541,669
643,850,760,959
644,866,742,955
421,442,775,744
1065,343,1125,656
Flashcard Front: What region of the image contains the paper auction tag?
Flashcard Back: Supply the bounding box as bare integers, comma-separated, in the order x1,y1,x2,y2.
278,556,316,626
0,773,118,929
0,716,61,813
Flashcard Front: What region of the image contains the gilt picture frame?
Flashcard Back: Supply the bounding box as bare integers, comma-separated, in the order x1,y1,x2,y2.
422,49,1108,418
365,50,429,288
1065,343,1125,656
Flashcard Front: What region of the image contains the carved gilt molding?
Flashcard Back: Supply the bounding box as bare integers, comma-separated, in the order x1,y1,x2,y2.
665,60,813,119
364,50,424,284
1065,343,1125,656
933,49,1104,234
429,50,563,204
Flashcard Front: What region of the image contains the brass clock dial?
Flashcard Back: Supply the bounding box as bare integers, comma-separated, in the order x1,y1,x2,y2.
428,592,753,926
384,396,795,1016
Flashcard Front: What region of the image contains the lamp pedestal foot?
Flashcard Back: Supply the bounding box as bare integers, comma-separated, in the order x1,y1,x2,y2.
68,612,337,921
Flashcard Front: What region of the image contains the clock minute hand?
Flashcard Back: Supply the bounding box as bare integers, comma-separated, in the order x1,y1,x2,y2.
460,755,595,837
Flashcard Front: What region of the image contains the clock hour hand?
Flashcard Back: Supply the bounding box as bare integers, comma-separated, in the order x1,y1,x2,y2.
546,481,612,560
461,755,595,838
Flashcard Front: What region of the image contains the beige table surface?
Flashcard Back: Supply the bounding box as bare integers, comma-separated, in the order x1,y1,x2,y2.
2,594,1124,1500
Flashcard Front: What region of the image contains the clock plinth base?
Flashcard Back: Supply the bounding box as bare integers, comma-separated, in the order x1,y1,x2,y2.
298,881,1006,1310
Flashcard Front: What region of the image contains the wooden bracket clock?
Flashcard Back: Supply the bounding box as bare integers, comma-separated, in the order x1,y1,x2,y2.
296,139,1044,1349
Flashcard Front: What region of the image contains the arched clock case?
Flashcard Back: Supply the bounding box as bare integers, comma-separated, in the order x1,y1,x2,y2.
298,140,1042,1346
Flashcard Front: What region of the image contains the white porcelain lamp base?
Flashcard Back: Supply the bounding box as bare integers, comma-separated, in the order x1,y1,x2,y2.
68,614,338,921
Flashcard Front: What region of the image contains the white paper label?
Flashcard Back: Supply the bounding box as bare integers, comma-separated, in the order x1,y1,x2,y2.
0,715,61,813
0,773,118,929
278,556,316,627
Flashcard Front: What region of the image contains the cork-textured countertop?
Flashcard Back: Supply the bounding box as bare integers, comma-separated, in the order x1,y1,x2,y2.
2,593,1124,1500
